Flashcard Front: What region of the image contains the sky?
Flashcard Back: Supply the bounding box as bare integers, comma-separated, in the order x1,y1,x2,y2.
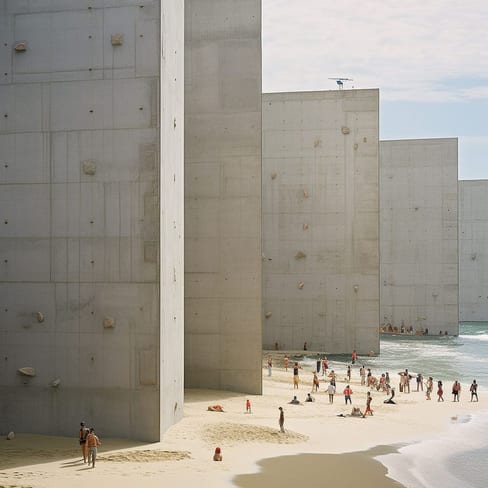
262,0,488,180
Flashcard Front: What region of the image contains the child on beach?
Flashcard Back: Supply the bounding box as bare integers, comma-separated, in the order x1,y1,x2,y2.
246,399,252,413
213,447,222,461
284,355,289,372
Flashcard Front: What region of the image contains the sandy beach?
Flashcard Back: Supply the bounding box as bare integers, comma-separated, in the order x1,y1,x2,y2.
1,359,486,488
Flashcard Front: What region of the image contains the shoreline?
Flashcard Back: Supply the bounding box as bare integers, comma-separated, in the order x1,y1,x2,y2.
1,363,486,487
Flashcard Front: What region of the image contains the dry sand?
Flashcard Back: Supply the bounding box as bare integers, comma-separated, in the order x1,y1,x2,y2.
1,362,486,488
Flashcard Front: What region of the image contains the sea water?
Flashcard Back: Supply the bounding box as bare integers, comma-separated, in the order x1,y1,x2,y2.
302,322,488,488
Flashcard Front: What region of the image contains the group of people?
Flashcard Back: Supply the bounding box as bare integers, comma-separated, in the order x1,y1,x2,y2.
79,422,101,468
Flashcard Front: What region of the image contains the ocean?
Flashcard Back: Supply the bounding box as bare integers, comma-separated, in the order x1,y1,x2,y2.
305,322,488,488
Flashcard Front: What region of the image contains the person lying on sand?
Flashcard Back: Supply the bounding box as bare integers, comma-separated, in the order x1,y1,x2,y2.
208,405,224,412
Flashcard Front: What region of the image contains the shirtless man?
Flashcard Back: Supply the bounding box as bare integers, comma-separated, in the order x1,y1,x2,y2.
86,428,101,468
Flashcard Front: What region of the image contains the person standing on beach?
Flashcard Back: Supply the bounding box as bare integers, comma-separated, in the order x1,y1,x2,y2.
452,380,461,401
312,371,320,392
351,349,357,365
246,399,252,413
79,422,89,463
346,365,351,382
327,381,336,404
322,357,328,376
86,427,101,468
426,377,433,400
293,362,301,389
416,373,423,392
470,380,478,402
343,385,353,404
316,354,321,374
362,392,373,417
267,356,273,376
284,355,289,372
278,407,285,432
437,380,444,402
360,366,366,386
404,369,411,393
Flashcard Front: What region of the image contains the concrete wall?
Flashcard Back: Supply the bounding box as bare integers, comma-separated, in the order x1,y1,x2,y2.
0,0,184,442
184,0,262,393
459,180,488,321
262,89,380,354
380,139,458,335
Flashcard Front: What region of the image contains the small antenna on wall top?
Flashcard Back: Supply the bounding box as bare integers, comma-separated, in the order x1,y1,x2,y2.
329,77,354,90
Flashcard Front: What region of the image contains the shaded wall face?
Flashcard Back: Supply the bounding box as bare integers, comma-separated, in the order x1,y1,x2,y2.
380,139,459,335
262,90,380,354
459,180,488,321
184,0,262,393
0,1,184,442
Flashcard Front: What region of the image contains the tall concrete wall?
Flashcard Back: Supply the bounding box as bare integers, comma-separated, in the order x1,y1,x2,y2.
380,139,458,335
459,180,488,321
0,0,184,442
184,0,262,393
262,89,380,354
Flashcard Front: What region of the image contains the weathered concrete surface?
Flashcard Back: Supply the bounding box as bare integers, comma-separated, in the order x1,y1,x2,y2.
0,0,184,441
262,89,380,354
459,180,488,322
184,0,263,393
380,138,458,335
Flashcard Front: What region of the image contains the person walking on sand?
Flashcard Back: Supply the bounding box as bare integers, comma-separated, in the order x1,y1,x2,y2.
293,362,301,389
267,356,273,376
437,380,444,402
246,399,252,413
284,355,289,372
470,380,478,402
278,407,285,432
327,381,336,404
343,385,353,405
312,371,320,392
86,427,101,468
351,349,357,365
79,421,89,463
360,366,366,386
452,380,461,402
362,392,373,417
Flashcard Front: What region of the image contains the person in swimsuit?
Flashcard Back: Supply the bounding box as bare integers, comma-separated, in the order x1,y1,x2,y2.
470,380,478,402
362,392,373,417
437,380,444,402
79,422,89,463
86,427,101,468
293,362,301,389
452,381,461,402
